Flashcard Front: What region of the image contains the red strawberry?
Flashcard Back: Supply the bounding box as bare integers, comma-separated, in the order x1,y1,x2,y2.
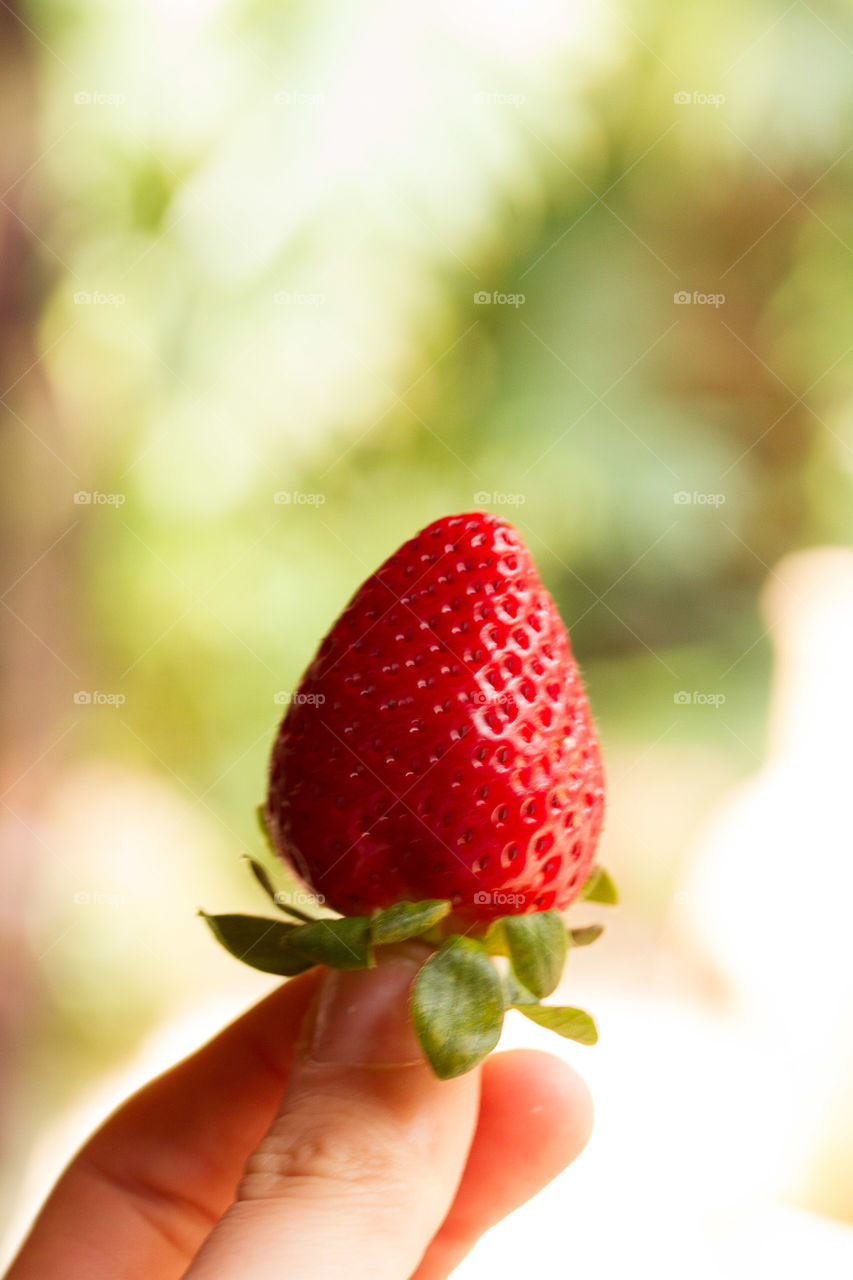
264,512,604,923
203,512,614,1077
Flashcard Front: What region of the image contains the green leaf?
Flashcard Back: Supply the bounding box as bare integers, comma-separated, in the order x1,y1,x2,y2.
503,911,568,999
289,916,372,969
569,924,604,948
481,920,509,956
503,971,538,1007
512,1004,598,1045
200,912,315,977
579,866,619,905
371,899,452,945
412,937,505,1079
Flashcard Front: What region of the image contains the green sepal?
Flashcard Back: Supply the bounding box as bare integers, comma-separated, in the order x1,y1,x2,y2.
579,866,618,904
289,916,372,969
569,924,604,948
481,920,509,956
370,899,452,946
503,970,538,1007
242,855,318,923
503,910,567,999
252,807,320,922
243,854,280,908
512,1003,598,1045
200,911,315,976
412,937,504,1079
273,899,318,924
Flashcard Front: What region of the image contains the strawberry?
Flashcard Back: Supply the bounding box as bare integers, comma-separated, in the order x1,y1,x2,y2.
203,512,615,1078
265,512,605,922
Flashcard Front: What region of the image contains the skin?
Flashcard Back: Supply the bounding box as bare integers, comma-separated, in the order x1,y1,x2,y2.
6,959,593,1280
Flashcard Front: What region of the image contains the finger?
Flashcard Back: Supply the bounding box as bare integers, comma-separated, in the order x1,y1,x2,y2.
412,1049,594,1279
9,976,590,1280
6,970,323,1280
184,955,482,1280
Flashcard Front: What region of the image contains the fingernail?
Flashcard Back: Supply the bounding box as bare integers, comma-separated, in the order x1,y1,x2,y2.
308,958,425,1067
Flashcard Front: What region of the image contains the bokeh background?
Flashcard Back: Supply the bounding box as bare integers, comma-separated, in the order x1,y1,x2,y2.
3,0,853,1272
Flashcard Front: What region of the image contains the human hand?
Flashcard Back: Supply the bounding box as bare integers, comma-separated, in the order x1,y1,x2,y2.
6,954,592,1279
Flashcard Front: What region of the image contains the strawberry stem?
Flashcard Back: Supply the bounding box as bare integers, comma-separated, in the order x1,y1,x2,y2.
275,902,317,924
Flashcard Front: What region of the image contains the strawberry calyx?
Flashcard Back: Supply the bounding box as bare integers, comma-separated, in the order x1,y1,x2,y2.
201,840,618,1079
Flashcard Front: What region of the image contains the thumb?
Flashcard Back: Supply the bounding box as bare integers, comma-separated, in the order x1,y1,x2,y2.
184,952,482,1280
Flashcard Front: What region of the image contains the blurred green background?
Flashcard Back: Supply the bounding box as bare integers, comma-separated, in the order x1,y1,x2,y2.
2,0,853,1252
